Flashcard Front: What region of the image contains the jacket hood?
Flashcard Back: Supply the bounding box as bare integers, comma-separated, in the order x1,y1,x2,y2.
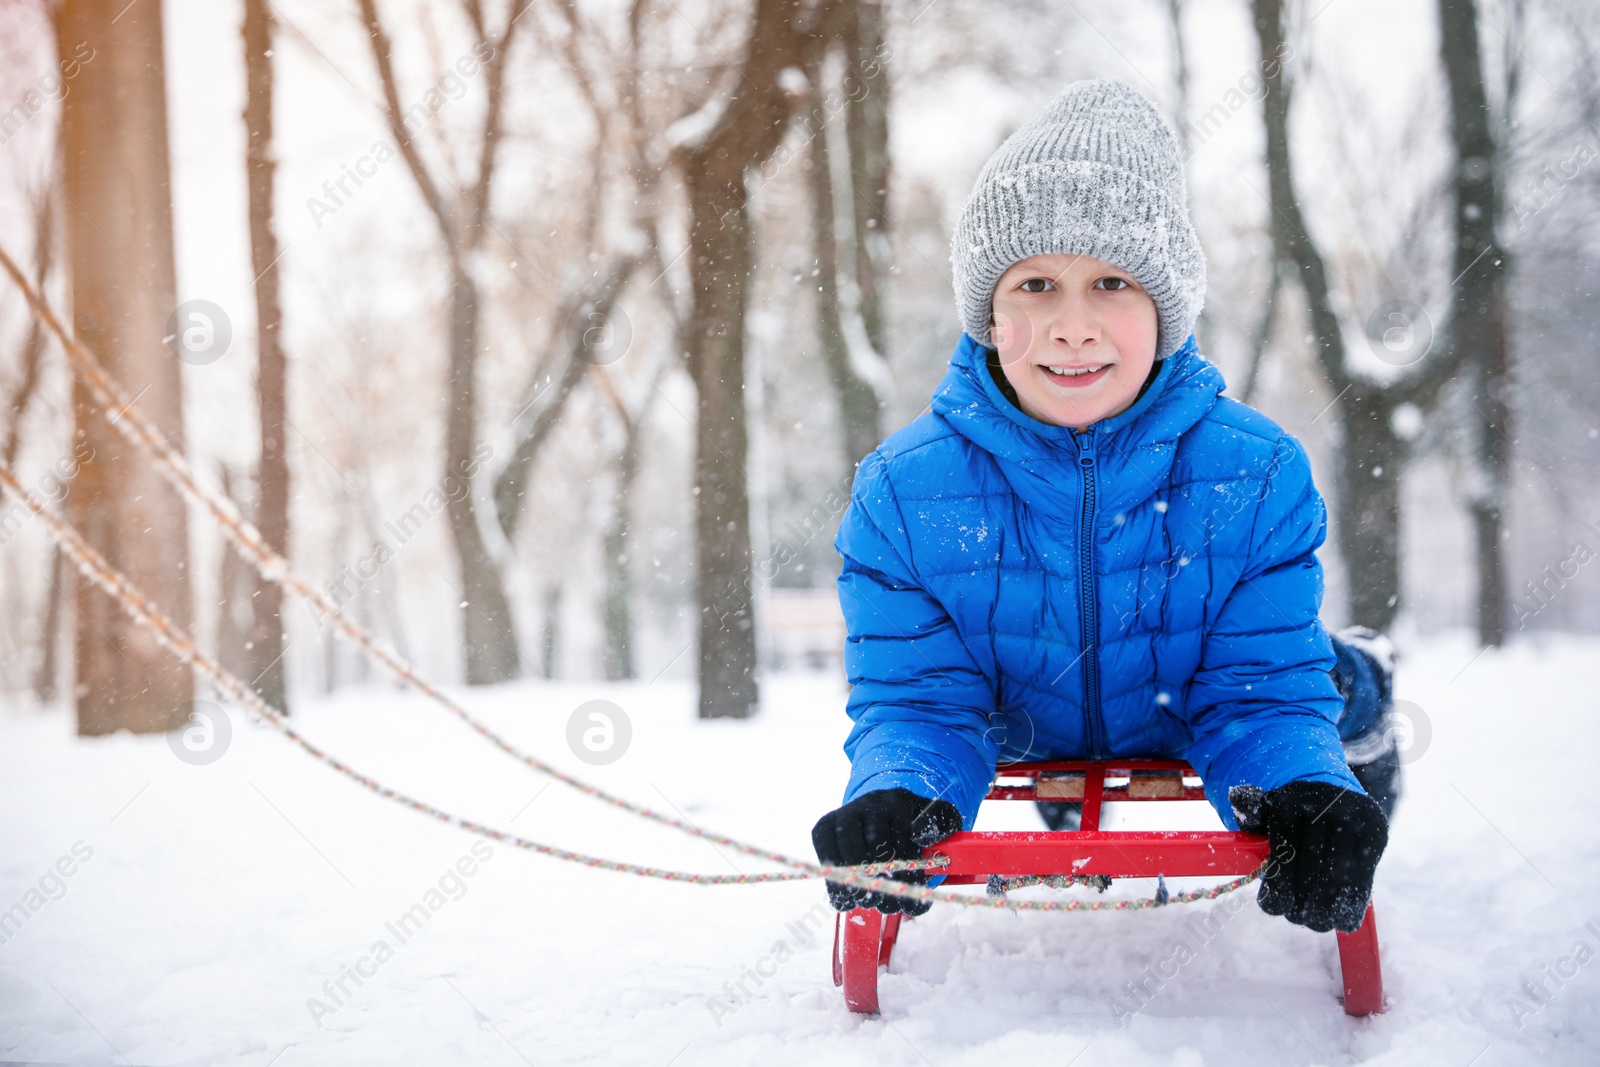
929,331,1226,519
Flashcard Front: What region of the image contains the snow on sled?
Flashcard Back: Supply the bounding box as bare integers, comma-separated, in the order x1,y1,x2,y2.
830,759,1385,1017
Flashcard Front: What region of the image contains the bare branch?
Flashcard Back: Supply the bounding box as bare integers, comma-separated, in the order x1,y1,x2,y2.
357,0,452,238
466,0,533,233
493,253,643,538
1254,0,1351,395
1,186,53,468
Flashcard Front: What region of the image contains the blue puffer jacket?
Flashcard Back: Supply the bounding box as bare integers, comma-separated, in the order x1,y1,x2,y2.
833,331,1364,831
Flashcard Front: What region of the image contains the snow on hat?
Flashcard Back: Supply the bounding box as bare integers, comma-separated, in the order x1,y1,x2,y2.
949,78,1206,360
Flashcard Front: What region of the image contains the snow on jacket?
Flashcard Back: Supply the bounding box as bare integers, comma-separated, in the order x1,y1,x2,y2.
833,330,1364,831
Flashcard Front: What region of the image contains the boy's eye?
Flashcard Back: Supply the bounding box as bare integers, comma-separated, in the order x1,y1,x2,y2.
1019,278,1053,293
1098,277,1132,291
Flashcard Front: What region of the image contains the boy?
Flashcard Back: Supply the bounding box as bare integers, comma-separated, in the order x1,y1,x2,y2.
811,80,1393,935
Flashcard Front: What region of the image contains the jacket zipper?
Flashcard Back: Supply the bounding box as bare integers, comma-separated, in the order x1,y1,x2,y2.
1073,427,1107,759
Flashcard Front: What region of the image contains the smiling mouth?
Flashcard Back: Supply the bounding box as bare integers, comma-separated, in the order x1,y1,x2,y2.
1039,363,1111,386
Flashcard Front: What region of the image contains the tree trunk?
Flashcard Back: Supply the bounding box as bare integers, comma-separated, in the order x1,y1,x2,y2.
805,58,882,473
1469,289,1511,646
216,465,257,682
1439,0,1511,647
844,0,891,367
1336,390,1405,630
1166,0,1192,162
242,0,289,707
57,0,193,734
602,424,641,681
4,186,62,705
33,548,65,702
539,584,561,680
445,262,520,683
675,0,804,719
357,0,528,685
684,170,761,718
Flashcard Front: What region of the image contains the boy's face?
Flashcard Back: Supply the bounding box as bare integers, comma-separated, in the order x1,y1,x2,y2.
990,252,1159,430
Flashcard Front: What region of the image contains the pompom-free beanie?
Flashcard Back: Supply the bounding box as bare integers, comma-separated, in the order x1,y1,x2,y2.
949,79,1206,360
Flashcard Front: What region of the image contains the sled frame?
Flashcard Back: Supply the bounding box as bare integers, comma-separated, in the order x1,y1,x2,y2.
830,759,1385,1016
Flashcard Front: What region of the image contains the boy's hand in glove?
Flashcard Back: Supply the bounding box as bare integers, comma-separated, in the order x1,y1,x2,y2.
1229,780,1389,933
811,788,964,916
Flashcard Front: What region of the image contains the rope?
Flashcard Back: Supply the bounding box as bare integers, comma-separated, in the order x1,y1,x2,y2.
0,459,1268,910
988,872,1113,896
0,460,925,888
0,244,834,877
0,248,1265,912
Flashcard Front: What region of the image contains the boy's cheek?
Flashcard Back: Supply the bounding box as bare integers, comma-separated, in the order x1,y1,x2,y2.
990,305,1038,362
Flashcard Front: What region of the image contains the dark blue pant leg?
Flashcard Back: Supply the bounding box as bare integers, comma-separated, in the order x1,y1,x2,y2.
1330,633,1388,742
1328,631,1401,820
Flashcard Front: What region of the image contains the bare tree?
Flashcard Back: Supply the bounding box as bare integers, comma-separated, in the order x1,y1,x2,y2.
1,193,51,469
801,0,891,476
1441,0,1514,646
592,356,669,680
242,0,290,705
1165,0,1192,162
671,0,807,719
842,0,893,396
1251,0,1501,635
56,0,193,734
357,0,530,684
216,464,259,683
493,256,642,539
491,0,667,543
1,184,64,703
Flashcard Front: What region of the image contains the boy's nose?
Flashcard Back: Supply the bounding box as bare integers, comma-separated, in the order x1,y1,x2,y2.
1048,296,1101,350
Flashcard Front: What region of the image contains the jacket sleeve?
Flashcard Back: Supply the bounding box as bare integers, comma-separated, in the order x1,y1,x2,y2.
833,450,999,829
1181,433,1365,828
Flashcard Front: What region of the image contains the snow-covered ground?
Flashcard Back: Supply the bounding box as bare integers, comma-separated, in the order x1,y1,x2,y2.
2,630,1597,1066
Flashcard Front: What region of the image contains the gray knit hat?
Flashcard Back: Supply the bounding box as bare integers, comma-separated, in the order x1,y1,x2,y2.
950,79,1206,360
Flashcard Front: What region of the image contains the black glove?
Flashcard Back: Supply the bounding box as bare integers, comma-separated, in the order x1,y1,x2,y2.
811,788,964,915
1229,780,1388,934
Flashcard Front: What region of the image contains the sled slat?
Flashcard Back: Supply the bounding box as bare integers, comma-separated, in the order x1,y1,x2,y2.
925,829,1270,878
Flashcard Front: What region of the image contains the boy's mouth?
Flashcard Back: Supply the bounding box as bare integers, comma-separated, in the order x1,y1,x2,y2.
1039,362,1111,388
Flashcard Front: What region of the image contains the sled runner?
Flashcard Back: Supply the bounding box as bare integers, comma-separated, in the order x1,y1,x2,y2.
830,759,1385,1017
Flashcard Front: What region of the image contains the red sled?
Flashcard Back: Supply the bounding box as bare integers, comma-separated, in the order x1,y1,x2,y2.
830,759,1385,1017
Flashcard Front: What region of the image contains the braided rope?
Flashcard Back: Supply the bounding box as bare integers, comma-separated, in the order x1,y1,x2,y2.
0,462,925,887
988,873,1113,895
0,249,1264,912
0,461,1268,909
0,245,841,876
